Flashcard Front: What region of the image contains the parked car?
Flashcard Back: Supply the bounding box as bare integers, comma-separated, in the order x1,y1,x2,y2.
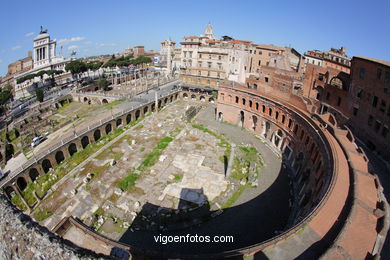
31,136,44,147
0,169,9,181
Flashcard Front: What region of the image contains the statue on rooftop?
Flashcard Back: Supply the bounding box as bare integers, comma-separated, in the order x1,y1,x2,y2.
40,26,48,34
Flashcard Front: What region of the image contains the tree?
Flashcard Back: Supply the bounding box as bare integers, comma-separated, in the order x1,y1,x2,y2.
97,79,110,91
65,60,88,79
0,85,13,105
35,89,44,102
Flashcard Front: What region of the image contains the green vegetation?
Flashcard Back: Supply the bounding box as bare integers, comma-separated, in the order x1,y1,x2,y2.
32,207,53,221
16,70,63,84
35,88,44,102
139,147,145,152
192,124,231,159
117,135,175,191
0,85,13,105
135,124,144,130
173,174,183,182
97,78,110,90
11,194,27,211
117,173,139,191
65,60,88,79
222,184,249,209
103,55,152,68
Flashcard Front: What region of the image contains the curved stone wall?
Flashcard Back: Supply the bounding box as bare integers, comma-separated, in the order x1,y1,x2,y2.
0,86,384,259
217,85,333,224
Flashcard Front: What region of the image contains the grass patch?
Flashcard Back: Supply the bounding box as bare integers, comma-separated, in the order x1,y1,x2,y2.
117,172,139,191
139,147,145,152
135,124,144,130
11,195,28,211
113,152,124,161
32,207,53,221
192,124,231,159
222,184,249,209
117,133,176,191
173,174,183,182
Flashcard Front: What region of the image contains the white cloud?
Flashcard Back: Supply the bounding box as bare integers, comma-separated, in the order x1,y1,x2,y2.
96,43,117,47
84,41,93,45
68,45,79,50
58,37,86,45
11,45,22,51
25,32,34,37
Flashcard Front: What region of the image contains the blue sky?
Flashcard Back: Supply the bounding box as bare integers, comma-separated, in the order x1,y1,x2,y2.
1,0,389,76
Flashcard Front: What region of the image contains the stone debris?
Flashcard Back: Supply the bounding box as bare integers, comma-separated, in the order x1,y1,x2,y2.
0,195,104,259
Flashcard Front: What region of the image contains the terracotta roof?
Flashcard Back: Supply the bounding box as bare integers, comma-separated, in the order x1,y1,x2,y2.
354,56,390,67
231,40,252,45
255,44,284,51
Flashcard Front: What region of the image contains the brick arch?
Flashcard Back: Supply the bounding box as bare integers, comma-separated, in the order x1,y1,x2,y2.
55,150,65,164
17,177,28,191
94,129,101,141
41,158,52,173
68,143,77,156
81,135,90,148
116,118,122,127
29,168,40,182
126,114,132,124
105,124,112,134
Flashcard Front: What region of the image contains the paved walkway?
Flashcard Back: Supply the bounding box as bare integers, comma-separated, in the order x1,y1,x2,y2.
119,105,292,254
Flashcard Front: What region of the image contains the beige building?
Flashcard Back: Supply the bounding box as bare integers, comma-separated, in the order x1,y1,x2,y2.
180,24,249,88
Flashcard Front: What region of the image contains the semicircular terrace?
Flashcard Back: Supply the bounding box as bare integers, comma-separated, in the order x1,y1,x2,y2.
1,84,386,260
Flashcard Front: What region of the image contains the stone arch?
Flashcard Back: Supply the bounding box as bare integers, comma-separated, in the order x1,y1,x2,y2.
249,100,253,108
126,114,131,124
105,124,112,134
264,121,271,138
4,186,15,198
42,159,53,173
17,177,27,191
183,93,188,99
144,106,148,114
94,129,101,141
175,93,178,100
170,96,173,102
200,96,206,102
116,118,122,127
29,168,40,182
68,143,77,156
256,102,259,110
83,97,88,103
81,135,90,148
164,97,168,104
218,112,223,121
191,94,196,100
55,150,65,164
262,105,266,113
330,76,348,91
235,96,239,103
158,100,162,108
242,98,246,106
151,103,156,111
102,99,108,104
135,110,141,120
252,115,258,131
273,129,284,148
238,111,245,127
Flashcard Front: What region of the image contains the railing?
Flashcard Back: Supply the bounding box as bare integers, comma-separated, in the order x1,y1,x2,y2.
0,87,181,188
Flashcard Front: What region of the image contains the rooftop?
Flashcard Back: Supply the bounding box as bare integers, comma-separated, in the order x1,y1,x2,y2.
354,56,390,67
